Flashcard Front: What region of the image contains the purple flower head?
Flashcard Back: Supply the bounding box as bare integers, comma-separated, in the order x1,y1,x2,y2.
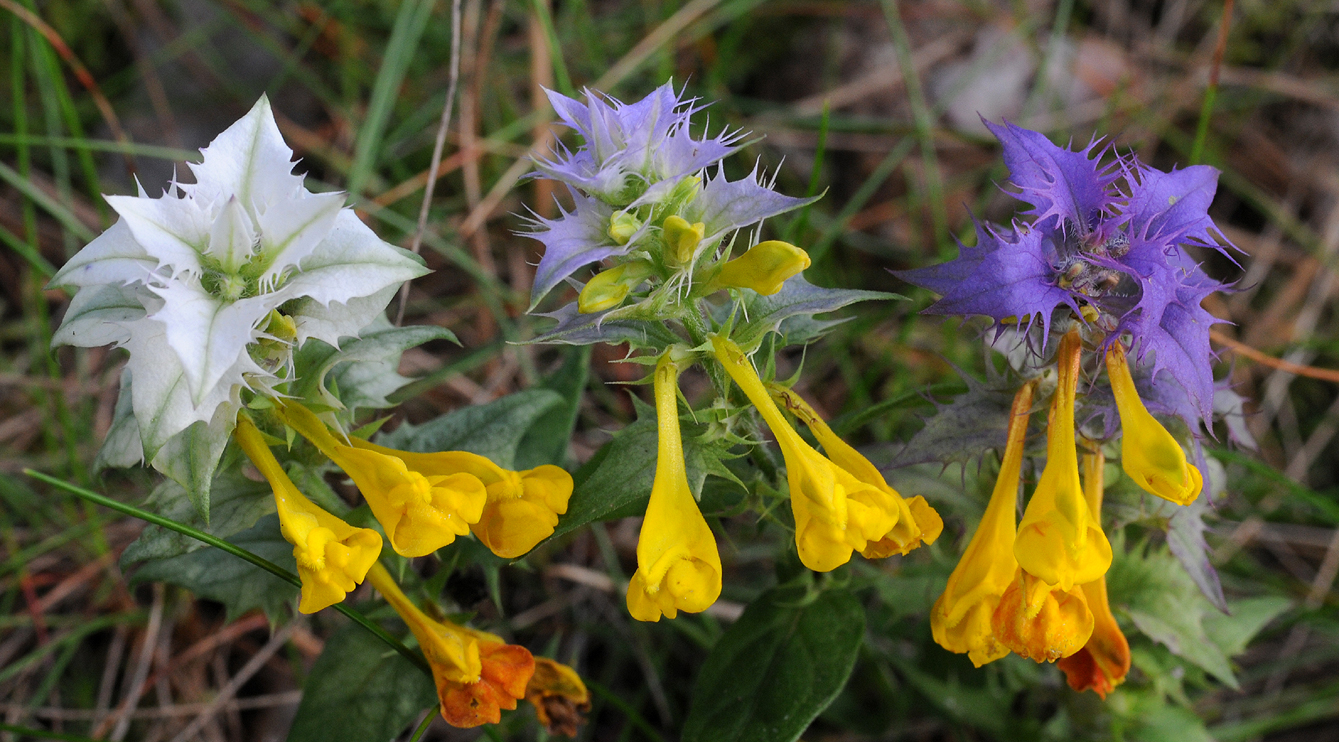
531,81,743,205
897,120,1233,424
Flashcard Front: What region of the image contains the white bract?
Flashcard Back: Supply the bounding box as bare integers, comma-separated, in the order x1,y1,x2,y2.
51,95,428,474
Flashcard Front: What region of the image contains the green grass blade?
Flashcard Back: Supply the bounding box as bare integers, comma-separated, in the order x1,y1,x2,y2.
347,0,437,195
24,469,431,676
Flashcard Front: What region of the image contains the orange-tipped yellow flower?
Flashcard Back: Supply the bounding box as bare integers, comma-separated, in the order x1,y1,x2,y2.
348,438,573,560
1106,342,1203,506
1058,451,1131,697
1014,330,1112,591
277,402,487,557
991,568,1094,663
931,382,1035,667
769,383,942,557
708,240,811,296
234,417,381,614
712,335,903,572
627,353,723,621
367,564,535,728
525,658,591,738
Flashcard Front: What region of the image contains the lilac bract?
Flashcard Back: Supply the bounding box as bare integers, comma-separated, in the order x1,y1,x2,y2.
897,120,1232,424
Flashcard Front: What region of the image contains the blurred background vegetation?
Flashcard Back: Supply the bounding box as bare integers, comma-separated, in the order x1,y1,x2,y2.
3,0,1339,739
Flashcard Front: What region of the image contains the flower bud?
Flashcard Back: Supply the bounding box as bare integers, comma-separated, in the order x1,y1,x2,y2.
577,260,653,314
661,215,705,264
607,210,641,245
710,241,811,296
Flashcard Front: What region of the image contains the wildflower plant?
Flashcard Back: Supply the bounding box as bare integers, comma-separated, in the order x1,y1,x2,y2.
898,120,1254,697
46,97,587,738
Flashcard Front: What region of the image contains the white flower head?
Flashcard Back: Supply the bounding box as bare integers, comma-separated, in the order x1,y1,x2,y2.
52,95,428,468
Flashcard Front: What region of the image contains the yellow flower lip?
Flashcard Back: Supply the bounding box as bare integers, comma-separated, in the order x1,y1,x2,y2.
234,417,381,614
708,240,811,296
1014,330,1111,591
345,438,574,559
931,381,1034,667
992,568,1094,663
1106,341,1203,505
274,402,488,558
768,382,942,558
627,353,722,621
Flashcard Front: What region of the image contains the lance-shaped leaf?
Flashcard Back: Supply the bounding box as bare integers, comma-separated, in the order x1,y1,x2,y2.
685,165,817,243
47,219,157,289
527,301,682,350
290,318,455,412
729,275,895,352
885,374,1020,469
51,283,147,349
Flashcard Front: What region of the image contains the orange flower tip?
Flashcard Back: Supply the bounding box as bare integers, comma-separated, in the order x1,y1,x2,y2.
991,572,1094,663
439,642,536,728
525,658,591,738
1058,648,1121,699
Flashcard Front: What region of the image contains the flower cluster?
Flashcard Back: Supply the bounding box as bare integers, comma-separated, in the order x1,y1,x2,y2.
50,97,428,486
524,83,941,623
51,98,587,733
904,122,1231,697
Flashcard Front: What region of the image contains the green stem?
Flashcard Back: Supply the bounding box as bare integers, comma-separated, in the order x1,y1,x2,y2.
682,303,728,398
23,469,430,676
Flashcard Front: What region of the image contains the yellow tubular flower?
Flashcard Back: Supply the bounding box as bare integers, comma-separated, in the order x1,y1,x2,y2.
347,439,573,560
930,382,1034,667
1014,330,1112,591
627,353,723,621
234,417,381,614
525,657,591,737
1106,342,1203,505
276,402,487,558
578,260,654,314
367,564,535,729
708,241,811,296
1058,451,1131,697
711,335,891,572
607,210,641,245
769,383,942,557
662,215,706,264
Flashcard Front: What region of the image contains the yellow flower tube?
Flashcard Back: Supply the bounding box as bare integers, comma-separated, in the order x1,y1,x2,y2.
275,402,487,558
627,353,723,621
1013,330,1112,591
347,437,573,560
931,382,1034,667
662,215,706,264
768,383,943,557
1058,451,1131,697
234,417,381,614
711,334,889,572
366,563,535,728
1106,342,1203,505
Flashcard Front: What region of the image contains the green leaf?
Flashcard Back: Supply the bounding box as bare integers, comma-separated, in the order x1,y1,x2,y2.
131,514,298,622
527,302,683,350
287,622,437,742
121,466,274,564
728,276,896,352
885,376,1017,469
1106,539,1237,687
1166,496,1227,612
378,388,562,469
680,583,865,742
291,319,455,414
515,346,590,469
1204,596,1292,657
